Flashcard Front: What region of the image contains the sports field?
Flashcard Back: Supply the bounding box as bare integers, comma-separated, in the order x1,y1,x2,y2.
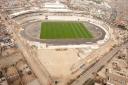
40,21,93,39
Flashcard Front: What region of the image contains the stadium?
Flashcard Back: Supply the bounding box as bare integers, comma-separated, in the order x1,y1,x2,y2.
1,0,128,85
12,12,109,48
8,0,113,85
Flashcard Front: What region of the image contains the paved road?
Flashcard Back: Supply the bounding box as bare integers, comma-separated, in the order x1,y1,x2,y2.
71,43,128,85
0,14,52,85
5,19,53,85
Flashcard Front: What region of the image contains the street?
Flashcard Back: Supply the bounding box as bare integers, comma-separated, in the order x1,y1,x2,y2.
9,20,53,85
71,43,128,85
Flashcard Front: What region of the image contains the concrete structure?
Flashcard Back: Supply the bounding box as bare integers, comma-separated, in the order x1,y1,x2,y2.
98,46,128,85
9,8,114,84
43,0,72,12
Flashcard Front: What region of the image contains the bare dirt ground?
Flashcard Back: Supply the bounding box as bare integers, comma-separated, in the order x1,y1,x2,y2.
37,49,79,78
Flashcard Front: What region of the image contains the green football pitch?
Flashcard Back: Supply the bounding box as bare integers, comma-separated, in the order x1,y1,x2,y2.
40,21,93,39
